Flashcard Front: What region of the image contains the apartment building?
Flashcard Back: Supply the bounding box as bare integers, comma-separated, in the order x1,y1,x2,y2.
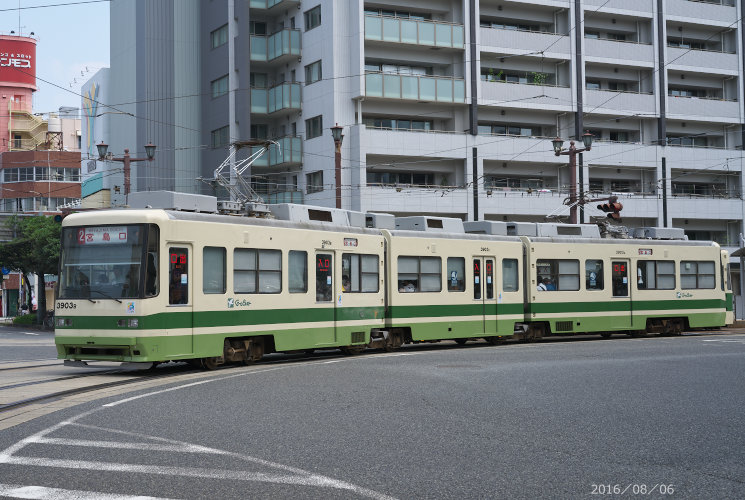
92,0,744,246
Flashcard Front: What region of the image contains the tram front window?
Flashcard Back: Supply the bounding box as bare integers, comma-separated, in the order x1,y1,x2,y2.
58,224,159,300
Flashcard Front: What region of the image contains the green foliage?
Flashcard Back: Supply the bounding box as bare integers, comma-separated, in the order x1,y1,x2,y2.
0,215,62,324
12,313,36,325
531,71,548,85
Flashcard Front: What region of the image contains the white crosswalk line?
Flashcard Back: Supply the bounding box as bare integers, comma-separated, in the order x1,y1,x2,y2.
0,483,174,500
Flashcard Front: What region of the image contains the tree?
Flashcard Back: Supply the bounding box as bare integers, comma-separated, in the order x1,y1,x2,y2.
0,215,61,323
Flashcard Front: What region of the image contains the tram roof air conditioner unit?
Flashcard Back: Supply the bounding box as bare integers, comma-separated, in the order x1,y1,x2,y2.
631,227,687,240
127,191,218,213
395,216,464,233
463,221,508,236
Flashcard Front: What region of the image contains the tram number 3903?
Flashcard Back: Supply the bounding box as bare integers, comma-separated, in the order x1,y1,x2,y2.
57,302,77,309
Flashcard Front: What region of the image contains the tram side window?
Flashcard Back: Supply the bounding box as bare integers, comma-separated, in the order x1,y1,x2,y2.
447,257,465,292
398,256,441,292
585,259,604,290
503,259,519,291
536,259,579,291
289,250,308,293
234,248,282,294
637,260,675,290
680,261,715,289
203,247,226,294
342,253,379,293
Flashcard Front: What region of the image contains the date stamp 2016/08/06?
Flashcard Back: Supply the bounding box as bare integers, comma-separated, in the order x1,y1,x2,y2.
591,484,675,495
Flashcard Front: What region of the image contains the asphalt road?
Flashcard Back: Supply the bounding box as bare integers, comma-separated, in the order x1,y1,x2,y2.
0,333,744,499
0,325,56,363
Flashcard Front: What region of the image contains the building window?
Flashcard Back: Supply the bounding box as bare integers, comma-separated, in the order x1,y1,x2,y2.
13,135,22,149
305,115,323,139
304,5,321,31
250,124,268,139
211,75,229,98
306,171,323,194
211,24,228,49
211,126,230,148
305,60,322,85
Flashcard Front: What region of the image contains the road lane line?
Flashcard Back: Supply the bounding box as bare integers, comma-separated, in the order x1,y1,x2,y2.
0,483,174,499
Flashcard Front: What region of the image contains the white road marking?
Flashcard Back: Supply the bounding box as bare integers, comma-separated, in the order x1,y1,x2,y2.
22,332,40,336
0,402,397,500
0,483,172,499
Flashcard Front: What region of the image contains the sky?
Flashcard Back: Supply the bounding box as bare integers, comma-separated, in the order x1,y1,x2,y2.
1,0,110,116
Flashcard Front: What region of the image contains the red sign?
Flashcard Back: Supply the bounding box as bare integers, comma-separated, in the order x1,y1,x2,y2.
0,37,37,89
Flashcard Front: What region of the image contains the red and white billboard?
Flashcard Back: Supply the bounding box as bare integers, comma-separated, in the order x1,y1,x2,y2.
0,36,36,90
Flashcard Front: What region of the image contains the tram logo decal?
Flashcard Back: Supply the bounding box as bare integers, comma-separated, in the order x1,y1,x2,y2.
228,298,251,308
676,292,693,299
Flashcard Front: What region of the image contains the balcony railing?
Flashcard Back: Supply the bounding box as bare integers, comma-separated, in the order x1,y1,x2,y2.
365,72,466,103
249,136,303,167
263,190,304,204
249,0,299,9
250,83,302,114
365,15,464,49
250,29,301,63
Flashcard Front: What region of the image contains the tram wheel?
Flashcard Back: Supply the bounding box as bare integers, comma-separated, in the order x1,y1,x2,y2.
201,357,220,370
340,346,364,355
485,336,503,345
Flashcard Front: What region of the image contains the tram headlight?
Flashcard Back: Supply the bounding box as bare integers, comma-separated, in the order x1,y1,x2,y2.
56,317,72,327
128,318,139,328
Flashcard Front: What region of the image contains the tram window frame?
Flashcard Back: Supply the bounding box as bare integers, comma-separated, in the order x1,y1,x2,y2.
397,256,441,292
536,259,579,291
288,250,308,293
585,259,604,291
144,225,159,298
680,260,715,289
203,246,227,294
342,253,379,293
502,258,519,292
447,257,465,292
637,260,675,290
234,248,283,294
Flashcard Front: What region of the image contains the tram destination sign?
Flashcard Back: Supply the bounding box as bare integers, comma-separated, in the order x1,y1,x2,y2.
77,226,128,245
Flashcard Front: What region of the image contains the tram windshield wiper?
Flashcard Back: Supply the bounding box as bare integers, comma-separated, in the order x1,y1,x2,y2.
89,290,123,303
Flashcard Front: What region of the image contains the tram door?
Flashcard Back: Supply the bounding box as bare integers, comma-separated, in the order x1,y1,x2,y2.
611,259,632,329
315,252,337,345
167,244,193,354
473,257,497,334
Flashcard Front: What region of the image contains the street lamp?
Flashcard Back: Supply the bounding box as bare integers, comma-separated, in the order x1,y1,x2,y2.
553,131,593,224
331,124,343,209
97,142,156,203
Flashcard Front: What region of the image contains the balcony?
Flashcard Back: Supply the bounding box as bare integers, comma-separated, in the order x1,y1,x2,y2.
364,15,464,50
480,81,572,111
250,29,301,64
250,83,302,116
249,136,303,168
264,191,303,204
358,185,468,213
585,39,654,65
584,0,653,13
249,0,299,11
666,47,738,73
666,0,735,23
479,27,570,56
667,95,740,120
585,89,656,115
365,73,466,104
